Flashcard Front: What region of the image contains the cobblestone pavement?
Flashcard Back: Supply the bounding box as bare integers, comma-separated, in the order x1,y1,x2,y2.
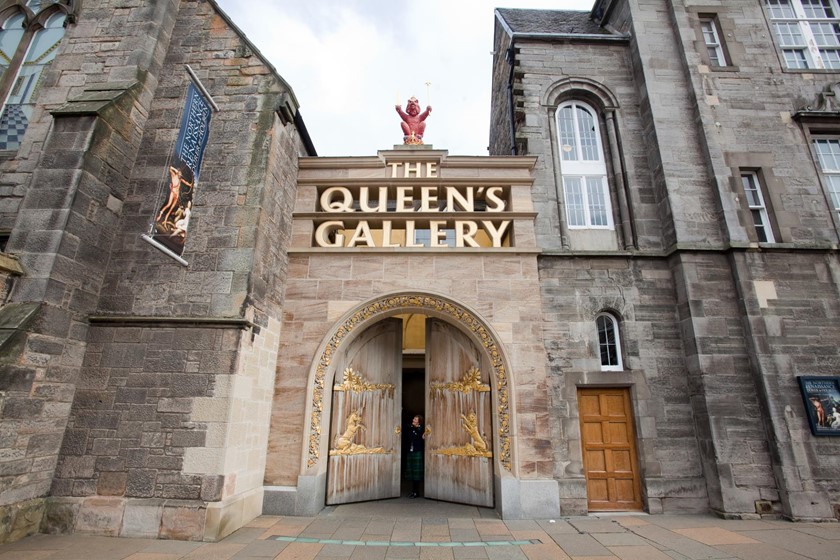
1,498,838,559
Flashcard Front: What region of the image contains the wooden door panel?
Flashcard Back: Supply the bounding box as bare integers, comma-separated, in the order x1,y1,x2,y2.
604,395,625,416
586,450,606,472
326,319,402,505
579,394,601,415
616,479,636,502
578,387,642,511
613,450,633,472
425,320,494,508
609,423,629,443
583,422,604,443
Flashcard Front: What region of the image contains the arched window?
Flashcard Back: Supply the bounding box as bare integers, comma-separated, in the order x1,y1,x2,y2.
555,101,613,229
0,2,71,151
596,313,622,371
0,14,26,82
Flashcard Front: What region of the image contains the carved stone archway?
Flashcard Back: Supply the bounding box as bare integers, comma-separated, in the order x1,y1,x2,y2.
303,292,516,475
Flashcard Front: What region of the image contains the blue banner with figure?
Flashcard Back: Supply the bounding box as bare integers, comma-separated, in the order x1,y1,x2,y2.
148,81,213,259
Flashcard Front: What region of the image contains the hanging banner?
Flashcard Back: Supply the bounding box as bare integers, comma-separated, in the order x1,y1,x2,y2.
145,79,214,260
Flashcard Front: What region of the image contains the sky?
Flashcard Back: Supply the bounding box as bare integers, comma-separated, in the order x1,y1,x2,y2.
213,0,595,156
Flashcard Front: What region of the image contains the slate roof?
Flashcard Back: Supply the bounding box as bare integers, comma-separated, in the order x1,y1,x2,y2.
496,8,608,36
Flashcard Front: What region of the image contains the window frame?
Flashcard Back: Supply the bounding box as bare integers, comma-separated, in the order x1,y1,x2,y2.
596,312,623,372
699,14,729,67
765,0,840,70
740,171,776,243
811,136,840,221
555,100,614,230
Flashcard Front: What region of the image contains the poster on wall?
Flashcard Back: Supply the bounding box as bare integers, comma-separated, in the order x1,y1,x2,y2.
143,68,217,264
798,376,840,436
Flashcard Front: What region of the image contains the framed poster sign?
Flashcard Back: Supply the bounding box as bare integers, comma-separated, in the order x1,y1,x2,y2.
797,376,840,436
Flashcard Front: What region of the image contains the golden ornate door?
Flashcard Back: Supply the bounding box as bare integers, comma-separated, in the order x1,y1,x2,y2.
578,387,643,511
326,319,402,504
424,319,494,507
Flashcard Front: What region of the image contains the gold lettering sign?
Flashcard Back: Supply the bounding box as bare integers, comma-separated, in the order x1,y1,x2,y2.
311,170,514,249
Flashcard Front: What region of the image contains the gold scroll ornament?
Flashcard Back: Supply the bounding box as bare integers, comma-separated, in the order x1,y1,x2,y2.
329,410,387,456
334,367,395,396
430,366,490,395
432,412,492,458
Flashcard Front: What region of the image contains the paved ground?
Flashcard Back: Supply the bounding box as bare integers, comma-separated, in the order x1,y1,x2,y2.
1,497,838,559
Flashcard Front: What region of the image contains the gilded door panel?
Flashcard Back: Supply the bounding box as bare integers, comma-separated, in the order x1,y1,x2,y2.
425,320,493,507
578,387,643,511
326,319,402,504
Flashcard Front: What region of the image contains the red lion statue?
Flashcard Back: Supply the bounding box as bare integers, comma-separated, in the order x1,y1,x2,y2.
396,96,431,145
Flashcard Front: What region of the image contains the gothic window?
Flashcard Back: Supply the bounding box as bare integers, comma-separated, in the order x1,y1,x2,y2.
556,101,613,229
765,0,840,70
813,138,840,219
740,171,776,243
596,313,622,371
700,15,728,67
0,1,71,151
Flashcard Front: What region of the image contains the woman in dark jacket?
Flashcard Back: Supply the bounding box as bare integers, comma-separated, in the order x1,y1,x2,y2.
404,415,425,498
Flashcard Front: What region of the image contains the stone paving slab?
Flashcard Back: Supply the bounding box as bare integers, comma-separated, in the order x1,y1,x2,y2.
732,529,836,558
716,543,812,560
671,527,759,545
0,513,838,559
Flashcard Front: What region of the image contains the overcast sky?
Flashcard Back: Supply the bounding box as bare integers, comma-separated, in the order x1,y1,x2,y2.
213,0,595,156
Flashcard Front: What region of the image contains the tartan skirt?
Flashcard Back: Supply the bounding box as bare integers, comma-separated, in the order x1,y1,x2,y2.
404,451,424,481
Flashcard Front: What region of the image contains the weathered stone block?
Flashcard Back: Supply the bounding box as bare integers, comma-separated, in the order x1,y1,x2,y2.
75,497,124,536
125,469,156,498
159,501,206,541
200,475,224,502
120,498,163,538
96,472,127,496
41,499,79,535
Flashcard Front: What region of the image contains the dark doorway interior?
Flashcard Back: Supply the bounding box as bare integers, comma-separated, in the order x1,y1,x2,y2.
401,367,425,496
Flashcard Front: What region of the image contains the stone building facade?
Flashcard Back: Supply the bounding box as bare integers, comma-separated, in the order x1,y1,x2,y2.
0,0,314,542
1,0,840,547
490,1,840,520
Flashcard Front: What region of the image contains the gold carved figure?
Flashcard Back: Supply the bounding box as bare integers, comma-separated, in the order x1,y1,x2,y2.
432,410,492,458
461,412,488,454
330,409,386,456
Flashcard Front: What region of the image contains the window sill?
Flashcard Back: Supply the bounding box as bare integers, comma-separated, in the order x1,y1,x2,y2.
707,65,739,73
567,226,615,231
780,68,840,74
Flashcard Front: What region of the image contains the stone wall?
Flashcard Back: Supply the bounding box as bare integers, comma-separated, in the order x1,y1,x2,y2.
0,0,183,541
42,0,306,540
491,0,840,519
0,0,307,542
541,256,707,514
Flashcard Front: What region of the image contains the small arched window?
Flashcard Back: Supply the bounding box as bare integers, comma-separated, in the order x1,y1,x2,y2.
555,101,613,229
596,313,622,371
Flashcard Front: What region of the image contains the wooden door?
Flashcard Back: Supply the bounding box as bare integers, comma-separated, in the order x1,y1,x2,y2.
425,320,494,507
326,319,402,504
578,387,643,511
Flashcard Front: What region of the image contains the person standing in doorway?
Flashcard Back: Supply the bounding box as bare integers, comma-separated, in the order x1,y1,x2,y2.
405,415,426,498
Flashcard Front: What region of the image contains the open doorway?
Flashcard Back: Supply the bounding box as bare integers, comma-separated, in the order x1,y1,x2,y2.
324,311,495,507
400,313,427,498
